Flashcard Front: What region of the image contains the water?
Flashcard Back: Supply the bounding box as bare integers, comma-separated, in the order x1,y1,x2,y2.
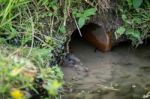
61,38,150,99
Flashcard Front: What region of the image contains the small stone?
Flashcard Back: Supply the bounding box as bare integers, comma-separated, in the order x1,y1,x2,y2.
84,67,89,72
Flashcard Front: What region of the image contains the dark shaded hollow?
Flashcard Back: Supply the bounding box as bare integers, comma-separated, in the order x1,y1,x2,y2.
69,22,150,54
70,23,112,53
69,23,132,53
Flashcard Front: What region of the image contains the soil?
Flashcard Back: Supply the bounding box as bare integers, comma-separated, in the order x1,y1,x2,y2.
61,38,150,99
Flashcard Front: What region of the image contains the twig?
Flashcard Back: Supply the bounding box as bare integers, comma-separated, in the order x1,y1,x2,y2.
72,14,82,37
34,35,52,48
84,0,94,7
50,16,54,36
8,47,22,58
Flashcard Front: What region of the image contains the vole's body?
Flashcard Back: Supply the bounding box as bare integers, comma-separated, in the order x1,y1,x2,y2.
80,23,112,52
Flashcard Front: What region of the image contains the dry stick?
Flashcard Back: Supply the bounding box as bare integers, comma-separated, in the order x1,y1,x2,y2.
34,35,52,49
63,0,67,27
8,47,22,58
84,0,94,7
72,15,82,37
50,16,54,36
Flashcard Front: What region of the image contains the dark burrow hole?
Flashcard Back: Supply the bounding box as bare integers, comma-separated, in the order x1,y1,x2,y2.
69,22,150,54
69,22,130,53
69,22,111,53
65,22,150,69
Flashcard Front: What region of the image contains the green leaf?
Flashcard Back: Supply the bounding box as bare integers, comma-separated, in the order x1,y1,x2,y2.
72,9,82,18
126,29,134,35
122,14,131,24
122,14,127,21
59,26,66,33
132,17,142,24
76,13,82,18
127,0,133,7
115,27,126,35
72,9,77,16
0,38,6,44
126,29,141,46
133,30,141,39
84,8,97,17
115,26,126,38
133,0,143,8
115,26,126,39
48,13,52,17
78,17,86,28
0,0,7,3
43,80,62,96
126,29,141,39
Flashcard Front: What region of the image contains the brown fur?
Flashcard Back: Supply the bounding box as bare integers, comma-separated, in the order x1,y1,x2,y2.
80,23,112,52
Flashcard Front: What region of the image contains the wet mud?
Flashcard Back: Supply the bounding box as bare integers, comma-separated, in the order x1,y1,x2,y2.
61,38,150,99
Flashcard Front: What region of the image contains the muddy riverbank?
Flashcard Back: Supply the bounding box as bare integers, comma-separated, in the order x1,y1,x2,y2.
61,38,150,99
